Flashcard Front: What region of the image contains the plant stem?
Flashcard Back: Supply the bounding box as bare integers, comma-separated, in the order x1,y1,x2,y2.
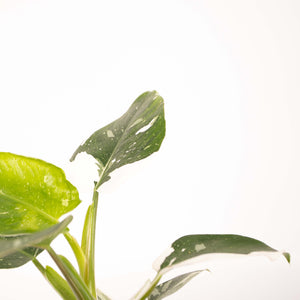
64,231,86,277
132,272,162,300
33,257,78,300
81,185,99,297
32,257,46,275
90,189,99,296
47,246,82,299
45,265,77,300
89,186,99,297
47,246,94,300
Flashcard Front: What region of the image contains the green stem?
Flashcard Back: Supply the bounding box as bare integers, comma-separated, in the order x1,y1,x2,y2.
32,257,46,275
45,265,77,300
81,185,99,297
47,246,94,300
133,272,162,300
89,187,99,296
64,231,86,277
33,257,77,300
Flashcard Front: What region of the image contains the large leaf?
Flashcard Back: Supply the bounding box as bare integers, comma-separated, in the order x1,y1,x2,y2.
70,91,165,187
0,216,72,268
148,270,204,300
153,234,290,273
0,152,80,234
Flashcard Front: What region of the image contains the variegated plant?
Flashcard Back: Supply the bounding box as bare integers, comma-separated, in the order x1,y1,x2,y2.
0,91,289,300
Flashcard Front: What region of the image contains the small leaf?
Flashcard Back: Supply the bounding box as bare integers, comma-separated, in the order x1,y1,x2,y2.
153,234,290,273
148,270,205,300
70,91,165,187
0,216,72,268
0,152,80,234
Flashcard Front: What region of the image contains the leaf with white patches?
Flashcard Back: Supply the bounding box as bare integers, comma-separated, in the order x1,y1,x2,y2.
148,270,205,300
0,216,72,268
154,234,290,274
0,245,42,269
70,91,165,187
0,152,80,235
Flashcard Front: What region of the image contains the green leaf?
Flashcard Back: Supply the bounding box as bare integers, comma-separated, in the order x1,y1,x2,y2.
0,247,42,269
70,91,165,187
0,152,81,234
153,234,290,273
45,265,77,300
148,270,205,300
0,216,72,268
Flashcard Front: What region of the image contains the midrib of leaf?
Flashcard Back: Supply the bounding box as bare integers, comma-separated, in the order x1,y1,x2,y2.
95,99,156,188
0,190,58,229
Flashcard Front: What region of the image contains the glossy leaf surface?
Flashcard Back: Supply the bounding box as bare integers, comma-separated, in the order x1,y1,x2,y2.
0,216,72,268
154,234,290,273
70,91,165,187
0,152,80,234
148,270,204,300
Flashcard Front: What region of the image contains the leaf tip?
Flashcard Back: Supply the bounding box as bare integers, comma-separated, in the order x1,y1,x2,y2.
283,252,291,264
69,150,78,162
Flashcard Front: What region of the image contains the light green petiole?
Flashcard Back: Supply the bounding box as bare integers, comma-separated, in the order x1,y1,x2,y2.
64,231,86,277
47,246,95,300
81,185,99,297
132,272,162,300
32,257,77,300
32,257,46,275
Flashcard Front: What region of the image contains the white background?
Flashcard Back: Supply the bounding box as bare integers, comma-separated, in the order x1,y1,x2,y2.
0,0,299,299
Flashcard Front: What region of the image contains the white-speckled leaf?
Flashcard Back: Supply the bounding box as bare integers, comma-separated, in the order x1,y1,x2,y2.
148,270,204,300
0,216,72,268
154,235,290,274
0,152,80,234
70,91,165,187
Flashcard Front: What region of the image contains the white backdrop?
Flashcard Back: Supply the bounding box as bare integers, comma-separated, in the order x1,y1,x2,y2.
0,0,299,299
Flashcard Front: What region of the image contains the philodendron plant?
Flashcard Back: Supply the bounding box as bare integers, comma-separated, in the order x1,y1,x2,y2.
0,91,289,300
